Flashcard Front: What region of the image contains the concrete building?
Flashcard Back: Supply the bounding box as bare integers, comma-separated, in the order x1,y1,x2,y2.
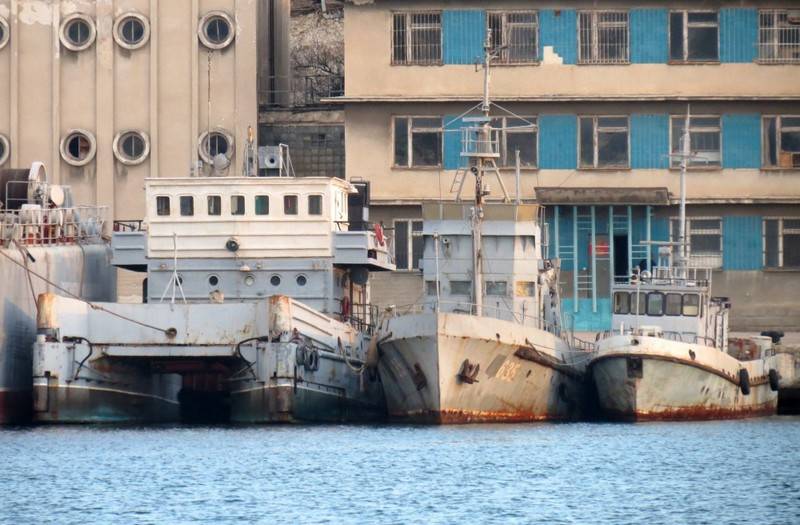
340,1,800,331
0,0,261,220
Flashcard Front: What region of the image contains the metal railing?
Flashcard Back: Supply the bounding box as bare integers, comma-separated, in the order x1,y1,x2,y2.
1,205,108,246
758,9,800,64
461,127,501,158
113,220,145,232
259,73,344,108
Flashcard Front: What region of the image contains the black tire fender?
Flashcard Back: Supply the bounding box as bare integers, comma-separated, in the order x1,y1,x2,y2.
768,369,780,392
739,368,751,396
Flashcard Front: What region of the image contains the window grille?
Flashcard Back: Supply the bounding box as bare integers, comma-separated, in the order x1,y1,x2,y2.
487,12,538,63
670,217,723,268
393,116,443,167
578,11,629,64
579,116,629,168
759,10,800,63
763,115,800,168
670,11,719,62
670,115,721,168
764,218,800,268
393,219,424,271
392,12,442,65
489,117,538,167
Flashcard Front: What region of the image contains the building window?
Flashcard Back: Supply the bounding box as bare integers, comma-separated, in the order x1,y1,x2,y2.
486,281,508,296
490,117,538,167
394,219,423,271
255,195,269,215
179,196,194,216
671,217,723,268
207,195,221,216
578,11,629,65
156,196,171,216
113,13,150,50
669,11,719,62
579,116,629,169
516,281,536,297
487,12,538,64
198,130,234,164
450,281,472,296
308,195,323,216
391,12,442,65
60,130,97,167
670,116,721,168
0,17,9,50
0,134,9,166
231,195,245,216
394,117,443,168
764,218,800,268
60,14,96,51
113,130,149,165
763,116,800,168
198,11,235,50
758,10,800,64
284,195,298,215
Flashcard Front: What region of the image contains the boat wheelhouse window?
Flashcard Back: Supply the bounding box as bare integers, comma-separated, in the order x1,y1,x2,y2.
647,293,665,316
670,116,721,168
231,195,245,216
450,281,472,296
665,293,682,316
683,294,700,316
631,291,646,315
156,196,170,216
284,195,298,215
255,195,269,215
516,281,536,297
486,281,507,296
308,195,323,216
613,292,630,314
179,196,194,216
207,195,221,216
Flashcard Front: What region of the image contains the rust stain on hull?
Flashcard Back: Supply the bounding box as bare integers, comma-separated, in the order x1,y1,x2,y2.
390,409,572,425
604,403,777,422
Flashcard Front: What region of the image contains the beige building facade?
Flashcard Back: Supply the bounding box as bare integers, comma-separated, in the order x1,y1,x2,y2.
0,0,259,220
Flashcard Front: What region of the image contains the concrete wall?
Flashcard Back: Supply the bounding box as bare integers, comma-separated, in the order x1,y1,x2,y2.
0,0,258,219
260,109,344,178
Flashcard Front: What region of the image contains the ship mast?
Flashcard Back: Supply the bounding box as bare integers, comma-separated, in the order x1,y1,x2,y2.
677,105,691,273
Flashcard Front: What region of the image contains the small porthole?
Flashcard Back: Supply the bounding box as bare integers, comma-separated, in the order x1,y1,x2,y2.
113,130,150,165
60,14,96,51
296,275,307,287
0,17,10,50
198,11,235,50
208,275,220,287
244,275,256,287
0,134,9,166
270,275,281,287
198,130,234,164
113,13,150,50
60,129,96,167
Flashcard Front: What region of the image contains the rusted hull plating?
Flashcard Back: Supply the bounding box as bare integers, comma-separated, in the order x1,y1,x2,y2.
590,342,779,422
378,312,586,424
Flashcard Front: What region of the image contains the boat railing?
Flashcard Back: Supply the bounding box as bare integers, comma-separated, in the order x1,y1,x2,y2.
1,205,108,246
594,328,719,348
339,299,380,335
113,219,146,232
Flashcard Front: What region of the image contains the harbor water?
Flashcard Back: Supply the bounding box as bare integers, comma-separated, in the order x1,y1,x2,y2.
2,418,799,524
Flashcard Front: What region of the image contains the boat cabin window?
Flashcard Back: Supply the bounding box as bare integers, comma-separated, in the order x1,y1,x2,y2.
665,293,682,316
179,196,194,216
516,281,536,297
255,195,269,215
450,281,472,296
486,281,507,296
683,294,700,316
613,291,630,314
231,195,245,216
646,293,665,316
632,291,646,315
156,196,170,216
207,195,221,216
284,195,298,215
308,194,323,216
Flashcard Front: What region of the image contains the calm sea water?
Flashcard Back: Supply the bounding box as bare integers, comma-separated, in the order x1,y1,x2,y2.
1,418,799,525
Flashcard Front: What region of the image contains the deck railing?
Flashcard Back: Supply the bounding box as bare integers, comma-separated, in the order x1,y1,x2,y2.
1,205,108,246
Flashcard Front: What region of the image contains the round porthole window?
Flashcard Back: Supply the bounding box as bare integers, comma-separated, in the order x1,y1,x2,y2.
296,275,307,287
113,13,150,50
0,134,9,166
270,275,281,287
198,11,235,50
0,17,10,50
198,130,234,164
60,14,96,51
113,130,150,165
208,275,220,287
60,129,96,167
244,275,256,287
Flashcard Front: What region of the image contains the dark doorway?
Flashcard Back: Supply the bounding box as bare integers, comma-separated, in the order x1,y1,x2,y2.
613,235,629,282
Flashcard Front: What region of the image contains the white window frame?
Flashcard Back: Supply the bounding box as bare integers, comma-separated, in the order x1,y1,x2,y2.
393,218,424,271
670,216,723,269
579,115,630,169
758,9,800,64
762,115,800,169
393,116,443,168
763,217,800,268
487,11,539,64
669,115,722,169
669,10,719,63
391,12,442,66
577,10,629,65
490,116,538,168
